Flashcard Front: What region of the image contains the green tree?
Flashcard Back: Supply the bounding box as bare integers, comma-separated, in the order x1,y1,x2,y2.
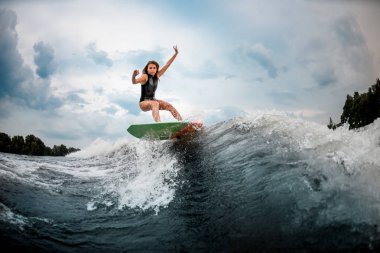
327,117,337,130
11,136,25,154
332,78,380,130
52,144,68,156
68,147,80,154
340,94,353,126
24,135,46,156
44,146,52,156
0,132,11,153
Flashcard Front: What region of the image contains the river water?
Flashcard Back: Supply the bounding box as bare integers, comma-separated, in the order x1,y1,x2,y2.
1,113,380,252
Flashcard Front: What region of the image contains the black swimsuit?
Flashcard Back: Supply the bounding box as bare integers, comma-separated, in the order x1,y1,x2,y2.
140,74,158,102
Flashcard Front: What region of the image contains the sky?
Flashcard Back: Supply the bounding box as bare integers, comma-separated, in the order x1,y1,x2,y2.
0,0,379,148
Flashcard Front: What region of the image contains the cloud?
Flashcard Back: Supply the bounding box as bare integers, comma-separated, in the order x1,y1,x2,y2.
0,8,29,97
1,1,379,148
121,49,165,70
202,106,247,125
33,41,57,79
312,66,336,87
234,43,278,79
66,91,88,104
333,15,364,48
333,14,372,76
292,12,373,91
268,90,298,106
183,59,234,80
112,99,140,115
247,44,278,79
0,8,61,110
86,42,113,67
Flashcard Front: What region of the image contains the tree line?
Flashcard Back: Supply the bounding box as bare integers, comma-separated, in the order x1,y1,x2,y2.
328,78,380,130
0,133,80,156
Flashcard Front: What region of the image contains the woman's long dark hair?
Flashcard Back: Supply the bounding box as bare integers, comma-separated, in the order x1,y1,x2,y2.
142,60,160,80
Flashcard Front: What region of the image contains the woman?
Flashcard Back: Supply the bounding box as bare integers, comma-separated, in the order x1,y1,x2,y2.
132,46,183,122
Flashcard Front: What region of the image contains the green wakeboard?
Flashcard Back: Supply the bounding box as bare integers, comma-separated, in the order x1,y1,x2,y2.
127,122,190,140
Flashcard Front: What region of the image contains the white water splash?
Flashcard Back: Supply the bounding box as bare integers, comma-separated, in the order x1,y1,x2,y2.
75,139,181,214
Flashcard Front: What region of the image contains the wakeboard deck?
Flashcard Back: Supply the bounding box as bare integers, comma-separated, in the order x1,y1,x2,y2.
127,121,203,140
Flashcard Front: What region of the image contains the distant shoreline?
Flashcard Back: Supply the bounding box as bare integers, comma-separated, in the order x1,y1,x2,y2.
0,133,80,156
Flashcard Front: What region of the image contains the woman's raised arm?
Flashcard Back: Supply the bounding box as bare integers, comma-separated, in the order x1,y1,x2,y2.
157,46,178,78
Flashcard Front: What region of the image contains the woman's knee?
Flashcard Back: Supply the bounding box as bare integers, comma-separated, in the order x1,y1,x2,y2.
151,101,159,110
157,100,173,110
139,102,150,111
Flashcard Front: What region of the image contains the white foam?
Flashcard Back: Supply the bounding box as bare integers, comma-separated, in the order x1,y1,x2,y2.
231,112,380,173
114,141,179,213
78,140,180,214
68,138,130,158
0,202,28,231
86,201,97,211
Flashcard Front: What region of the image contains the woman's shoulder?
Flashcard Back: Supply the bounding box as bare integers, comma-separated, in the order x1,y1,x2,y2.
141,73,149,81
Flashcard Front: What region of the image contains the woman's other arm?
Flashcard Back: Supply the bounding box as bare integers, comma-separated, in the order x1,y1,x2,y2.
132,70,148,84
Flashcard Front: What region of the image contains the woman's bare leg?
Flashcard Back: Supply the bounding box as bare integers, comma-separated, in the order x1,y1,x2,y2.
139,101,160,122
156,100,183,121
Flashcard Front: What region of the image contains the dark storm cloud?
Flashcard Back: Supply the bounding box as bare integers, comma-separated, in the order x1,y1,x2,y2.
33,41,57,79
0,8,30,96
86,42,113,67
0,8,61,110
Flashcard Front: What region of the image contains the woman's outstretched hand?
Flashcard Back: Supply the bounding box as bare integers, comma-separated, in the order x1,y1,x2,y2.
156,46,179,78
133,69,139,76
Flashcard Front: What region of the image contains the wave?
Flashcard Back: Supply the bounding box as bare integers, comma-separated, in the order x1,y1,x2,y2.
3,112,380,216
207,113,380,225
98,112,379,219
1,112,380,252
